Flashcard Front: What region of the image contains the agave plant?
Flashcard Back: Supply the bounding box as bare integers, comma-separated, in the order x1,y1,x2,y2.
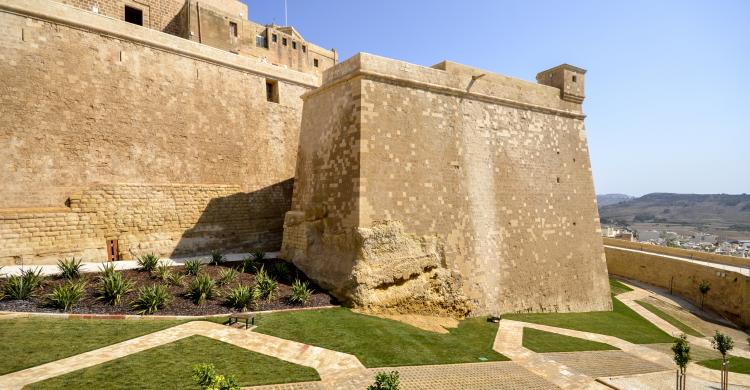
289,279,313,304
187,274,217,305
225,285,260,311
184,259,203,276
48,280,86,311
154,262,172,281
167,272,186,287
98,262,117,279
137,253,160,272
4,268,45,300
210,251,225,266
217,268,238,286
57,257,83,279
255,266,278,302
98,272,134,305
131,284,172,315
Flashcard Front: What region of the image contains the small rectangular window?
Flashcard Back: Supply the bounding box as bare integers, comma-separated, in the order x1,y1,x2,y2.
229,22,238,38
272,34,277,43
292,41,297,49
313,58,319,67
282,37,287,46
256,34,267,48
302,45,307,53
124,6,143,26
572,75,577,82
266,79,279,103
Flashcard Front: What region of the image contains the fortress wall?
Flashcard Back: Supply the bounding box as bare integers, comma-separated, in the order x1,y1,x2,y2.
282,53,612,316
603,237,750,268
0,183,292,265
606,246,750,328
51,0,189,35
0,0,318,264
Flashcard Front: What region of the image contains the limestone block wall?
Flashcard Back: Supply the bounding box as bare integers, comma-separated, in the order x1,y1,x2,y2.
603,237,750,268
50,0,189,35
282,53,612,317
0,0,318,264
0,183,292,265
606,246,750,328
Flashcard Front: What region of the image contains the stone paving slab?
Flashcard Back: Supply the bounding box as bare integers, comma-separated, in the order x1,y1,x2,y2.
247,362,559,390
600,370,750,390
0,321,363,389
541,350,669,378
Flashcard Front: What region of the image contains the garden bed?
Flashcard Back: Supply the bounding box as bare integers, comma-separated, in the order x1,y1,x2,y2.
0,257,335,316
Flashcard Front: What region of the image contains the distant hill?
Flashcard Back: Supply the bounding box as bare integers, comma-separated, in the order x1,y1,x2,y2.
599,193,750,231
596,194,635,207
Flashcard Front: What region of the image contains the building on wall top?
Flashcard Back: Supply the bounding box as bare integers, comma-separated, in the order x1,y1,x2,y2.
50,0,337,74
536,64,586,104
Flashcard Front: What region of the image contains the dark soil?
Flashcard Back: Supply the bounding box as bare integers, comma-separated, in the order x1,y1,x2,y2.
0,259,336,316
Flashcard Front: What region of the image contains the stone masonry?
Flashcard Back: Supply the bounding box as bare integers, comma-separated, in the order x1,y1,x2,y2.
0,0,317,264
281,54,612,316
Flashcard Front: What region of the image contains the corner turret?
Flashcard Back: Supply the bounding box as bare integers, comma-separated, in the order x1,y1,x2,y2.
536,64,586,104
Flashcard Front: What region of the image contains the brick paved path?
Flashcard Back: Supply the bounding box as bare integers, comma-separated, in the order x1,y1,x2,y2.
248,362,559,390
540,350,667,378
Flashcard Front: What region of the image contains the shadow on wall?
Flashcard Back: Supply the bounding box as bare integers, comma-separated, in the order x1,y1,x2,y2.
169,179,294,258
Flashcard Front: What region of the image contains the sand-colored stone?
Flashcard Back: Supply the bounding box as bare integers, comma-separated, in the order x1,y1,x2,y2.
281,53,611,317
353,309,459,334
605,240,750,328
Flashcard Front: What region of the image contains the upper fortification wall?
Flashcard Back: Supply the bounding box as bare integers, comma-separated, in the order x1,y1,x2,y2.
282,53,611,316
0,0,317,263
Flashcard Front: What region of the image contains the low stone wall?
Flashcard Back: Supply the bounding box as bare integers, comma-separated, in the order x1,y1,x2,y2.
605,245,750,328
0,182,292,265
603,237,750,268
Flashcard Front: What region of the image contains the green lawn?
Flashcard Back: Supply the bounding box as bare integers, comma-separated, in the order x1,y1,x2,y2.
522,327,618,353
504,296,674,344
636,300,703,337
254,308,508,367
699,356,750,375
0,317,186,375
609,278,633,296
27,335,320,389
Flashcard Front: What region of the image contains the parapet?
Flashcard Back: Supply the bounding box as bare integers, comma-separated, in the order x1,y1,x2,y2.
315,53,585,118
536,64,586,104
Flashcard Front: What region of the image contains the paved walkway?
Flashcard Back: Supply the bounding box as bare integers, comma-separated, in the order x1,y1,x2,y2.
1,278,749,389
0,252,278,277
604,245,750,276
0,321,361,390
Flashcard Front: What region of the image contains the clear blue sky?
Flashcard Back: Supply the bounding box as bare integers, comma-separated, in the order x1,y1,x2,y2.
244,0,749,196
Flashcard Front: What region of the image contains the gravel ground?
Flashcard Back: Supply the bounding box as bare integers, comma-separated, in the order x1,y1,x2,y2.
0,259,336,316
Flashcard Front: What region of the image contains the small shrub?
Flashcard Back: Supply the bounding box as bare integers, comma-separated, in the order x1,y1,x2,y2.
98,272,134,305
672,333,691,373
131,284,172,314
99,262,117,278
154,262,172,281
225,285,260,311
193,363,240,390
711,331,734,362
289,279,313,304
210,251,225,266
48,280,86,311
698,280,711,309
251,248,266,262
57,257,83,279
217,268,238,286
272,261,292,280
137,253,160,272
368,371,400,390
184,259,204,276
188,274,218,305
5,268,44,300
255,266,278,302
167,272,186,287
240,256,257,273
